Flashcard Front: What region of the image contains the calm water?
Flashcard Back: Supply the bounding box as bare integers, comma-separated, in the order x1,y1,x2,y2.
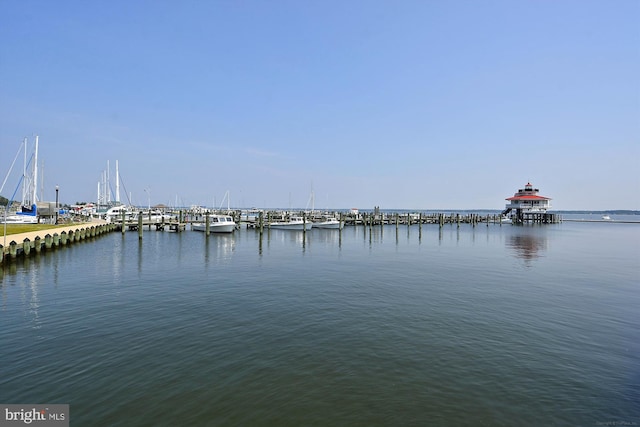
1,220,639,426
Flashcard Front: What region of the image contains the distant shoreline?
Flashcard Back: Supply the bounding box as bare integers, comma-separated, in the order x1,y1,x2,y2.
563,219,640,224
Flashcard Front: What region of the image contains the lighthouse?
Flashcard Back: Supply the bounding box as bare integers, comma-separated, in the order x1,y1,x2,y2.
503,183,558,223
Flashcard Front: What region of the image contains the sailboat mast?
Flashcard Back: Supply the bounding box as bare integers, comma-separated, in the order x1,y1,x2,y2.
305,183,315,213
22,137,27,206
32,135,38,205
115,160,120,204
106,160,111,204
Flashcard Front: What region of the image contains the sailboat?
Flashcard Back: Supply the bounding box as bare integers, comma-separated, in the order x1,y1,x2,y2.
2,137,40,224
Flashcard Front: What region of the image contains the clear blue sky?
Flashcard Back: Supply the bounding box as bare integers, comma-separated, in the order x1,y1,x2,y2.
1,0,639,210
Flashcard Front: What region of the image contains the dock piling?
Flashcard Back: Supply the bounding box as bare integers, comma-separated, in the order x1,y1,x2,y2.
23,238,31,256
9,241,17,259
303,212,307,236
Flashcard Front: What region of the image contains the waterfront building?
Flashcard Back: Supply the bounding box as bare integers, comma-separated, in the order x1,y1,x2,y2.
503,182,557,223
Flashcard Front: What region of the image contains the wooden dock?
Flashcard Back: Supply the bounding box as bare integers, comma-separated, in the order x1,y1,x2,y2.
112,218,186,232
104,208,562,230
242,211,562,228
109,213,186,240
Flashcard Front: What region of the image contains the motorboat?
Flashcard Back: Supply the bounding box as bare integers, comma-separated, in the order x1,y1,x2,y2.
132,209,170,223
241,209,262,222
104,205,136,223
500,215,513,224
601,215,612,221
313,217,343,229
269,216,313,231
192,214,236,233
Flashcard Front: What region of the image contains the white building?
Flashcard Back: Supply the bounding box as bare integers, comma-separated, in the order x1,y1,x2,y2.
505,182,552,213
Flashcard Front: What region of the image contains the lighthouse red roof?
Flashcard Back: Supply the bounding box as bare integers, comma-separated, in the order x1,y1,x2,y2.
506,194,551,201
505,182,552,201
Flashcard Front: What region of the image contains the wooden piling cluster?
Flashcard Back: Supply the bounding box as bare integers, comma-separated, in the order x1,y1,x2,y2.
1,222,117,265
104,207,560,237
513,212,561,224
113,213,185,233
135,205,560,229
103,205,561,230
239,209,561,228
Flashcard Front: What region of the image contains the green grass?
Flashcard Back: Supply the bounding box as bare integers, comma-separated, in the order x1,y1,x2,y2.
2,223,82,236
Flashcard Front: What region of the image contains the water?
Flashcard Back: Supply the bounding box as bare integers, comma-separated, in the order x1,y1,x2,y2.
1,221,639,426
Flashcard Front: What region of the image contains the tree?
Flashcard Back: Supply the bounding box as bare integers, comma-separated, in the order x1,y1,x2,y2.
0,195,9,206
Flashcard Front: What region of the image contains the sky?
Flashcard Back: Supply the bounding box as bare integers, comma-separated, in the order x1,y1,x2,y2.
1,0,639,211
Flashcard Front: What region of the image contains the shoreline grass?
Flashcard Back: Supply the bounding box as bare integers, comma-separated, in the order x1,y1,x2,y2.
1,223,85,236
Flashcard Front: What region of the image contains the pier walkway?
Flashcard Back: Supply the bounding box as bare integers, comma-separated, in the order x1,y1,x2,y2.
1,219,117,264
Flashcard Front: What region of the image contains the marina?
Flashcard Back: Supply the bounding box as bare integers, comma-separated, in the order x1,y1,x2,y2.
2,2,638,425
1,179,632,265
3,207,635,266
0,209,534,265
0,133,635,426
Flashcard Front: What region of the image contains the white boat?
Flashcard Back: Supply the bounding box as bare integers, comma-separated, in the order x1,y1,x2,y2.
602,215,612,221
132,209,171,223
192,214,236,233
3,207,39,224
500,215,513,224
104,205,136,223
241,209,262,222
269,216,313,230
313,217,343,229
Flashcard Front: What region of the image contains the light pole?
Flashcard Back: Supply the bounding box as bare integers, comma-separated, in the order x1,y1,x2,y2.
55,185,59,224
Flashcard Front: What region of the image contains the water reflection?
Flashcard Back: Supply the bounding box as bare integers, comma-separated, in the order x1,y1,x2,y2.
0,257,42,330
208,234,236,264
26,263,41,332
138,239,143,274
506,230,549,263
204,234,210,265
364,226,383,245
310,229,343,246
264,229,309,254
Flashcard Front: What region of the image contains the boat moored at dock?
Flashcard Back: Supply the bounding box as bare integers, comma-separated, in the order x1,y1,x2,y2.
269,216,313,231
3,205,39,224
313,216,343,229
104,205,136,223
192,214,237,233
